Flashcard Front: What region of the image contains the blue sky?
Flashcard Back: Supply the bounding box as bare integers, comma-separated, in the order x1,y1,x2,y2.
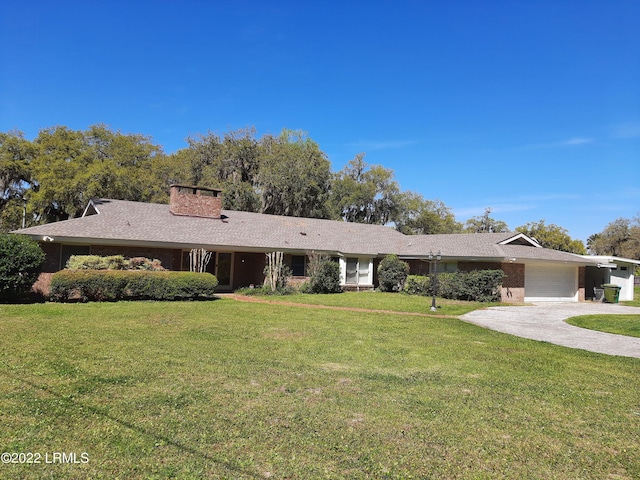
1,0,639,242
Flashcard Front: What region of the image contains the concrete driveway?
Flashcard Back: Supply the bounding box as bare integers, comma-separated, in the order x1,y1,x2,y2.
460,302,640,358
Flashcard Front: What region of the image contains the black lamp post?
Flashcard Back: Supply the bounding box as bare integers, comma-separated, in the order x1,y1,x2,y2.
428,250,442,311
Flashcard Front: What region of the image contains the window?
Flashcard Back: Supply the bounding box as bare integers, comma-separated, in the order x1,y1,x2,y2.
61,245,90,269
291,255,306,276
346,257,370,285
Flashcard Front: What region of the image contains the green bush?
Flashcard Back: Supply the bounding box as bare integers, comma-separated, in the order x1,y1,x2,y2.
377,254,409,292
404,270,505,302
403,275,432,295
66,255,164,271
303,259,342,294
0,234,45,301
438,270,504,302
49,270,218,302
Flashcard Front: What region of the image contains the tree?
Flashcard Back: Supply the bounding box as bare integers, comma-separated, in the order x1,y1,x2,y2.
329,153,401,224
170,127,262,212
0,131,35,231
0,234,45,301
82,124,161,202
516,220,586,254
464,208,509,233
258,130,331,218
26,125,162,224
264,251,291,291
29,125,92,222
588,216,640,259
395,191,463,234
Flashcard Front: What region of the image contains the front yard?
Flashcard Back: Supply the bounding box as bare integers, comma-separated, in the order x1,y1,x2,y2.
1,297,639,479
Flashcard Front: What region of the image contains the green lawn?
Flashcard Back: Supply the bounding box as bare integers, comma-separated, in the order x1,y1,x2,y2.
1,299,639,479
235,290,506,316
566,314,640,338
621,285,640,307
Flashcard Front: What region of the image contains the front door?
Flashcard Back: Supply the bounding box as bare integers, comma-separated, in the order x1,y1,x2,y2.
181,250,233,291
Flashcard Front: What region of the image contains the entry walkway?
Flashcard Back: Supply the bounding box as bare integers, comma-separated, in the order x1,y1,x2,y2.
460,302,640,358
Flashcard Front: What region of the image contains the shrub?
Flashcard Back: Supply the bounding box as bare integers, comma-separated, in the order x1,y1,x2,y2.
0,234,45,301
403,275,432,295
66,255,164,271
128,257,165,271
304,257,342,294
377,254,409,292
235,285,296,296
437,270,505,302
49,270,218,302
404,270,505,302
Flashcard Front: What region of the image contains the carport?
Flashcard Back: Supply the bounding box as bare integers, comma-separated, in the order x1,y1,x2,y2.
583,256,640,301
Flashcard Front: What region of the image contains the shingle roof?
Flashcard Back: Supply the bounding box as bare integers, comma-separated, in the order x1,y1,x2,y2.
14,198,598,265
16,199,405,256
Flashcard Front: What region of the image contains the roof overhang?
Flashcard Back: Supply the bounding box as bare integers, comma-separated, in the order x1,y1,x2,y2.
581,255,640,267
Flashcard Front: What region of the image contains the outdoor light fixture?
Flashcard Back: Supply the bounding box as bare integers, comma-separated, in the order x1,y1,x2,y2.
428,250,442,311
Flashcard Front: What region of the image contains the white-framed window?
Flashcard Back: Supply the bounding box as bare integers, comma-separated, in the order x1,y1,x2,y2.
343,257,372,285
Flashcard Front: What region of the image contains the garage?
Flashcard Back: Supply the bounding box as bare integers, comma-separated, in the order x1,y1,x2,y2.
524,263,578,302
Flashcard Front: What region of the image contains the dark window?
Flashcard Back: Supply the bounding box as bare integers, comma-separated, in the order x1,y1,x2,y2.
291,255,306,276
61,245,90,269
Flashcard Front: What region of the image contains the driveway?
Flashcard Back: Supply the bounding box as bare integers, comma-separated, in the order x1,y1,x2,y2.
460,302,640,359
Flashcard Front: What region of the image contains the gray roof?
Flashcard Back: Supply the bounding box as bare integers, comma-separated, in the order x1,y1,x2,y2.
16,199,405,256
14,198,598,265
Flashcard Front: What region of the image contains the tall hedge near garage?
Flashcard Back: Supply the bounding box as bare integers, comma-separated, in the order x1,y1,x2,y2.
403,270,505,302
49,270,219,302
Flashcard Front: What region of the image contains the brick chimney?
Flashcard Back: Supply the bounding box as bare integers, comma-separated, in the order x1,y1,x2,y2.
169,185,223,219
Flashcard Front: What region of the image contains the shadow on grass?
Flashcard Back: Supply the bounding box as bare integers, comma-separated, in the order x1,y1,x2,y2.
1,368,261,478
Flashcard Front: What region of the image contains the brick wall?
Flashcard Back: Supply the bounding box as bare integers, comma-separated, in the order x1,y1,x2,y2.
169,185,222,219
500,262,525,303
40,242,62,272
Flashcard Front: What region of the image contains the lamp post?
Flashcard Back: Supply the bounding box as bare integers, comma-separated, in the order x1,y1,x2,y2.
428,250,442,311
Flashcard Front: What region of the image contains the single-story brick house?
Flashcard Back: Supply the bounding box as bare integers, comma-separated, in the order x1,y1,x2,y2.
13,185,604,302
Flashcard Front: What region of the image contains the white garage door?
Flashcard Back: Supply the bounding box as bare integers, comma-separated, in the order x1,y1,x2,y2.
525,264,578,302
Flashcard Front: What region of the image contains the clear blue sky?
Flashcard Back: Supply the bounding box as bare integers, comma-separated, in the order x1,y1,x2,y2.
2,0,639,242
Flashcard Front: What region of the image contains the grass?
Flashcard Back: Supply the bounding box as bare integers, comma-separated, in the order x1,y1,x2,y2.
621,285,640,307
234,290,507,316
566,315,640,338
0,299,639,479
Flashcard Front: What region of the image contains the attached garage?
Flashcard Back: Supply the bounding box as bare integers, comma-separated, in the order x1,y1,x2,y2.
525,263,578,302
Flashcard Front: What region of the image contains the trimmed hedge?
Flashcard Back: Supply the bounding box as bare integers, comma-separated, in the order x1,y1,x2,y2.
49,270,218,302
403,270,505,302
